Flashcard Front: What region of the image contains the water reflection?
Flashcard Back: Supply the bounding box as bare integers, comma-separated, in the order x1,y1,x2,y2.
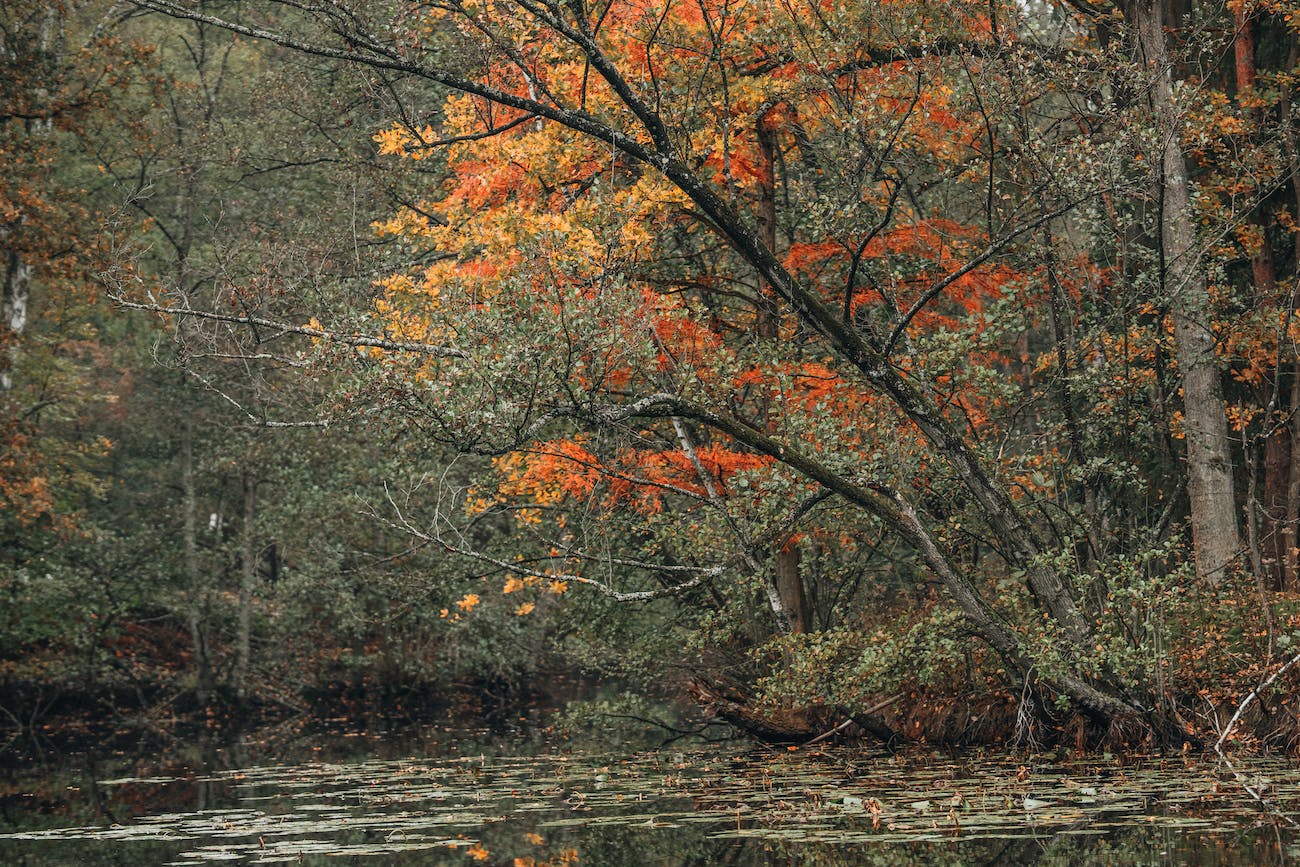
2,728,1297,865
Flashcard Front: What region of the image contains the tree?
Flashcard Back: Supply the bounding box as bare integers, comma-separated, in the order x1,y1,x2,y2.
1126,0,1241,586
118,0,1300,743
0,1,167,733
1,1,132,530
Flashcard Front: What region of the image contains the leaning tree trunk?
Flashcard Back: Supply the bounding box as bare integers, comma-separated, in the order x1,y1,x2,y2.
1131,0,1241,586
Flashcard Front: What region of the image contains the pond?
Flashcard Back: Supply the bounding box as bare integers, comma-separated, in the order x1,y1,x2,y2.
3,720,1299,865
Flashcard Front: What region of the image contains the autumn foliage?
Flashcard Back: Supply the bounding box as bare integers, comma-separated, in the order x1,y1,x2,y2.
369,0,1018,558
12,0,1300,750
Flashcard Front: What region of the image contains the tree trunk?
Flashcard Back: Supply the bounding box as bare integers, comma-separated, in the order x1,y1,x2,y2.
1231,0,1287,588
1,242,30,392
235,473,257,703
1231,0,1258,99
1287,373,1300,588
181,417,213,704
1264,431,1289,587
1278,33,1300,591
1132,0,1241,585
670,417,794,634
756,107,811,633
774,545,809,634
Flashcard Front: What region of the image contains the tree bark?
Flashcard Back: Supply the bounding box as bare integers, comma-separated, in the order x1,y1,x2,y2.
670,417,794,634
235,473,257,703
774,545,808,634
1231,0,1257,97
1264,428,1288,587
1287,373,1300,588
1281,36,1300,589
1230,0,1287,588
0,243,29,392
1131,0,1241,585
754,106,811,633
181,417,213,704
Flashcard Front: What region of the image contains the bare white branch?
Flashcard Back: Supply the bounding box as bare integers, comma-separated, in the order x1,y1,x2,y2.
111,294,466,358
378,481,720,603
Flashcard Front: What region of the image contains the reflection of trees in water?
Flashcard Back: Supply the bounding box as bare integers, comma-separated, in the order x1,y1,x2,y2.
553,824,1275,867
4,743,1298,865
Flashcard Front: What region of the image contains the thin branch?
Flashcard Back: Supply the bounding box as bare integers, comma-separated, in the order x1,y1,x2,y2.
111,294,466,357
409,111,538,149
182,367,330,428
1214,649,1300,828
883,195,1091,355
381,482,720,602
186,351,311,368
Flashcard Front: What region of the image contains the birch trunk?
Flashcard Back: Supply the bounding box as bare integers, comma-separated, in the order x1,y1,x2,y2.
1,244,29,392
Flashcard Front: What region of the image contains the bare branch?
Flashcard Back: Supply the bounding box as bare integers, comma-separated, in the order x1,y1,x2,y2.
380,482,720,602
111,294,466,358
883,194,1094,356
183,367,330,428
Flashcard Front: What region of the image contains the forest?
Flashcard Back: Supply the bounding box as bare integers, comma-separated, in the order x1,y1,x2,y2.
6,0,1300,757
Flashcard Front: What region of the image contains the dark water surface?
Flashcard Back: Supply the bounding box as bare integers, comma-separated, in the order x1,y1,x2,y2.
3,720,1299,865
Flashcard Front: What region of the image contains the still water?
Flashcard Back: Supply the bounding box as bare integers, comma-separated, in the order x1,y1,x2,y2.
2,720,1299,865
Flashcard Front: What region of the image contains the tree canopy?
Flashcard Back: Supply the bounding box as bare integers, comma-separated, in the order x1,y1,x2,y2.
6,0,1300,750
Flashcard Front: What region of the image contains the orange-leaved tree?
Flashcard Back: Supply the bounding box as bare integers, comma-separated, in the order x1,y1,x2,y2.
361,0,1036,638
